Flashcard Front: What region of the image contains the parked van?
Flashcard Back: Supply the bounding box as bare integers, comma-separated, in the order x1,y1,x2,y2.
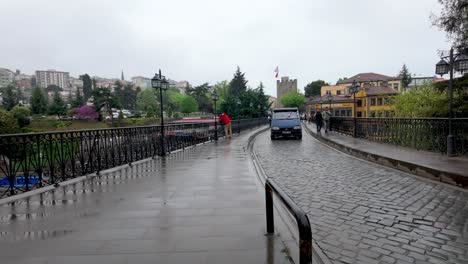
270,108,302,140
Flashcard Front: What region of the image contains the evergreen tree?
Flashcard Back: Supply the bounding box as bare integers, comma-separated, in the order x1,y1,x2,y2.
30,87,48,114
1,84,19,110
122,84,137,110
304,80,328,97
72,88,84,108
399,64,412,88
48,91,67,116
229,66,247,96
113,81,124,107
79,74,93,100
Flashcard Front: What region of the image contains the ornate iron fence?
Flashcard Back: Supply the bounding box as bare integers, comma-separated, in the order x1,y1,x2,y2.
330,117,468,156
0,118,267,198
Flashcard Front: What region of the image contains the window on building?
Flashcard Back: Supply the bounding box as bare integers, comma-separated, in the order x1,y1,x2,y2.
377,111,383,117
393,83,399,89
370,98,376,106
357,100,362,107
384,97,390,105
377,98,382,105
335,110,340,116
357,112,362,117
336,90,341,95
346,110,351,116
384,111,390,117
370,111,376,117
326,90,331,95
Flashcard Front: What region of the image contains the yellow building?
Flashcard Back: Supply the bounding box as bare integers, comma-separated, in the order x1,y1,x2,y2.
307,86,397,117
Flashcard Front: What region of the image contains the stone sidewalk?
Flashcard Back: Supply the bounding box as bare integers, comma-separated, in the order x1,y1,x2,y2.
305,122,468,188
0,127,292,264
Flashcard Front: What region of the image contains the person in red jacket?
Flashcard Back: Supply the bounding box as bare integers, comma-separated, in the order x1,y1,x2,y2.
219,112,232,138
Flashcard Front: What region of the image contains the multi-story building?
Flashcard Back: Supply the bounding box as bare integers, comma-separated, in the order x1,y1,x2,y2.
0,68,15,88
131,76,151,90
176,81,191,94
276,76,297,108
35,69,70,89
306,72,403,117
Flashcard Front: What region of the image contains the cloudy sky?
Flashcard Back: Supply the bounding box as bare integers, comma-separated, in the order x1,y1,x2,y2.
2,0,450,96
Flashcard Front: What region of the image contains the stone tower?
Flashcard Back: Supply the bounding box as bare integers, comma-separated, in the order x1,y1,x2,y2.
276,76,298,107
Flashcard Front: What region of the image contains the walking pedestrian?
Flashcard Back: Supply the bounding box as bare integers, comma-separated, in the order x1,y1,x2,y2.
219,112,232,138
323,107,331,133
314,111,323,133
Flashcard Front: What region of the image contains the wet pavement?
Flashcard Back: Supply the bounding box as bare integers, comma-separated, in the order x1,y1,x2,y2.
253,129,468,264
0,127,292,264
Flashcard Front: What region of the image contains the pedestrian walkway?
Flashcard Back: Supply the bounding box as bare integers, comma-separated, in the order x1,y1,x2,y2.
0,127,292,264
304,122,468,188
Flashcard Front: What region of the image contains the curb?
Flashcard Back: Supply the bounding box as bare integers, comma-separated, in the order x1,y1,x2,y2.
248,128,333,264
303,124,468,189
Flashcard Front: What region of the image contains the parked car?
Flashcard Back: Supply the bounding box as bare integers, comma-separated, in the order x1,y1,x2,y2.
270,107,302,140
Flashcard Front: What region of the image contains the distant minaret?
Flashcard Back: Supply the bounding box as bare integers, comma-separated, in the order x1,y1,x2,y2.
121,70,124,81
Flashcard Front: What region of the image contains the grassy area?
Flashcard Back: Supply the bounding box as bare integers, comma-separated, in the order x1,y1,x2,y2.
27,119,109,132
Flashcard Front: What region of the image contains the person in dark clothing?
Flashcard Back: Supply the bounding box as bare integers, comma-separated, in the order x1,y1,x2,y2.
314,111,323,132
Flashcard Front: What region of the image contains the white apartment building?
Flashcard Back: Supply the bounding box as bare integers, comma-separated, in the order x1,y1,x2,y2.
36,69,70,89
0,68,15,88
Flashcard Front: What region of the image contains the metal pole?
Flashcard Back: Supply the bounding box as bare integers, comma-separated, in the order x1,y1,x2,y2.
353,93,357,138
214,99,218,140
265,183,274,234
159,70,166,156
447,48,454,156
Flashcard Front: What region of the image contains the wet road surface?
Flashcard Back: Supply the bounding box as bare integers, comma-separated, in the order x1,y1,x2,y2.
254,129,468,264
0,129,291,264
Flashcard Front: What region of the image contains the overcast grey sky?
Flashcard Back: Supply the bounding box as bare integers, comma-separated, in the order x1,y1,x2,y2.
2,0,450,96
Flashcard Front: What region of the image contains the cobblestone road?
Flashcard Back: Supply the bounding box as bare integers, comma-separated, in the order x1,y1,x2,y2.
254,130,468,264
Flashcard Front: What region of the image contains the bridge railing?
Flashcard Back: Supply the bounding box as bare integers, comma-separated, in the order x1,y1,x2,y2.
265,178,312,264
330,117,468,156
0,118,268,198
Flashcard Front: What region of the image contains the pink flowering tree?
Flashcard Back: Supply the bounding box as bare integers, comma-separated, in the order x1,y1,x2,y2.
73,105,98,120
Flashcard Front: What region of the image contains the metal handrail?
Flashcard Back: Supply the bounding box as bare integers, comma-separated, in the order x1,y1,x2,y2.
265,178,312,264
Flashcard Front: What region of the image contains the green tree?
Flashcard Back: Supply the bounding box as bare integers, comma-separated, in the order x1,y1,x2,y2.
30,87,48,114
304,80,328,97
432,0,468,50
92,87,120,116
122,84,137,110
394,83,448,117
281,92,305,108
49,91,67,116
1,84,19,110
10,105,31,127
229,66,247,96
0,109,19,134
136,89,159,114
180,96,198,114
399,64,412,88
79,74,93,100
187,83,210,113
72,88,84,108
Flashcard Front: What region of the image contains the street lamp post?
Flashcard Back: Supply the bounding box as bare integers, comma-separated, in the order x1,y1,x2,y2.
349,80,360,138
151,69,169,156
211,91,219,140
327,94,333,132
435,48,468,156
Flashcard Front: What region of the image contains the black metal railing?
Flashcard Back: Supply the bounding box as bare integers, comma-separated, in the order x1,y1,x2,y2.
0,118,268,198
265,178,312,264
330,117,468,156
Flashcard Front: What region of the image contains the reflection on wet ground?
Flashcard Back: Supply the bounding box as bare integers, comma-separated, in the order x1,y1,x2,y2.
0,130,292,264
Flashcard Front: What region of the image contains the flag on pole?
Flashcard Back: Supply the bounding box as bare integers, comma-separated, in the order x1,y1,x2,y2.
274,66,279,78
